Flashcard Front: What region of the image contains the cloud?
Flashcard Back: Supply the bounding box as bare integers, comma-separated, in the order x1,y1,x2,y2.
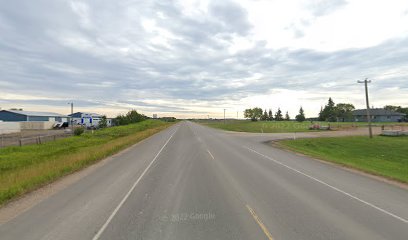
0,0,408,118
307,0,347,17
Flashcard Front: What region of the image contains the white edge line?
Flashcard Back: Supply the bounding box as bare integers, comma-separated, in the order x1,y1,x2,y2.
92,128,178,240
245,147,408,224
207,149,215,160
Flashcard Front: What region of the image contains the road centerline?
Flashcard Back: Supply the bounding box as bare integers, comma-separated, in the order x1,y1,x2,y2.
245,146,408,224
246,204,274,240
92,128,178,240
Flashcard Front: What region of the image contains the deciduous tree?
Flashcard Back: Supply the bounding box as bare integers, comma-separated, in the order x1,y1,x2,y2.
244,107,263,121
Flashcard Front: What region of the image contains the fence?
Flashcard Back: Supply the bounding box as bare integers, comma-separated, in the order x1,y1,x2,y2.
0,122,21,134
0,132,72,148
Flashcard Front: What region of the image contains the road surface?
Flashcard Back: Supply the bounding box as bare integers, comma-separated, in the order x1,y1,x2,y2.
1,121,407,239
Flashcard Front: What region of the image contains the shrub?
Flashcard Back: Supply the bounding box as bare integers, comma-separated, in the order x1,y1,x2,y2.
74,127,85,136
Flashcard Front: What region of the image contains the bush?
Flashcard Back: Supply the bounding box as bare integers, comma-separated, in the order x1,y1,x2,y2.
74,127,85,136
99,115,108,128
115,110,147,126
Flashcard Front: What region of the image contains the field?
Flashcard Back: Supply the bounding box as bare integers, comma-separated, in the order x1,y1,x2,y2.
199,120,377,133
0,120,173,205
278,136,408,183
198,119,408,133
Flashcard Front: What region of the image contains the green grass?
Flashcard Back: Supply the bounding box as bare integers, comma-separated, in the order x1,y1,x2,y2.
198,119,408,133
198,120,316,133
278,136,408,183
0,120,173,205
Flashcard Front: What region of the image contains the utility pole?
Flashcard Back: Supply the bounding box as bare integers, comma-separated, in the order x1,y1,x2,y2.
68,102,74,133
237,111,238,119
357,78,373,138
224,109,226,124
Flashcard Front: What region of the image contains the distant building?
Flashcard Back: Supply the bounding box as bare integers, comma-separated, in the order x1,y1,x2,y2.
352,108,406,122
153,114,158,119
0,110,68,122
68,112,104,127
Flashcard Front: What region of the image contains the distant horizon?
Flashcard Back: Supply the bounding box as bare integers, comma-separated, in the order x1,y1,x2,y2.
1,103,405,120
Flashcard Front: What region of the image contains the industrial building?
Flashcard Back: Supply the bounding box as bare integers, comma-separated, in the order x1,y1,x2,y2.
0,110,68,122
0,110,69,130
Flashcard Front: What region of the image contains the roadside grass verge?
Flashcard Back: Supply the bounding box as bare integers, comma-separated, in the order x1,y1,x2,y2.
0,120,173,206
278,136,408,183
198,120,408,133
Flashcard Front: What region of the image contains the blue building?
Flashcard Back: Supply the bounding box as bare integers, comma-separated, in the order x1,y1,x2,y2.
353,108,406,122
0,110,68,122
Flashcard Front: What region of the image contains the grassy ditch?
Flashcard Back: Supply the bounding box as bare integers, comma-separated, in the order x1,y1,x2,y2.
0,120,173,206
278,136,408,183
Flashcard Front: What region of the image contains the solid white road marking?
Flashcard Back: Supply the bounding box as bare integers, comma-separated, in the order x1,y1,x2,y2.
92,129,178,240
207,149,215,160
245,147,408,224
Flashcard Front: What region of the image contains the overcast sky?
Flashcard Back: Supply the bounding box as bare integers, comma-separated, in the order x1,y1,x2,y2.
1,0,408,118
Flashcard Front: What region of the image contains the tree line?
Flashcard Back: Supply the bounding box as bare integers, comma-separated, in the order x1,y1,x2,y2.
318,98,355,122
114,110,147,126
384,105,408,121
244,107,306,122
244,97,357,123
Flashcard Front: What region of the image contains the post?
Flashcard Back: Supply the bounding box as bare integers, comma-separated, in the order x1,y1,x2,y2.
358,78,373,138
224,109,226,124
68,102,74,134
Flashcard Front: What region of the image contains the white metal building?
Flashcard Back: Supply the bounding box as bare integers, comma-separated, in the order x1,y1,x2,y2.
68,112,107,127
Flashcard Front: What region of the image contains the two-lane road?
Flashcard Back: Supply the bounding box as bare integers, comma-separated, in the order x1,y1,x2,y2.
1,121,407,239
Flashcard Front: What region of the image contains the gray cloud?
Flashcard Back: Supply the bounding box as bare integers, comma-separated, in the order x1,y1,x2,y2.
0,0,407,117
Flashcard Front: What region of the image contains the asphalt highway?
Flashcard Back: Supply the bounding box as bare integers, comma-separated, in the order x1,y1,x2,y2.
1,121,407,239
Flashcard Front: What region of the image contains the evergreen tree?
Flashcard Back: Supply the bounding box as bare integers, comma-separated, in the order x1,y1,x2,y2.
260,109,268,121
285,111,290,121
295,107,306,122
320,98,337,122
318,106,324,121
268,109,273,121
275,108,283,121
